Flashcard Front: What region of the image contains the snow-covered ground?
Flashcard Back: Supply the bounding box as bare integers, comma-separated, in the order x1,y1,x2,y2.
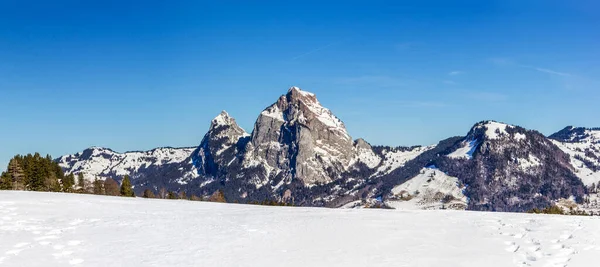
1,192,600,266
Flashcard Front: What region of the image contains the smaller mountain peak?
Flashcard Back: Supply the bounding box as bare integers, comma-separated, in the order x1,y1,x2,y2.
354,138,373,150
208,110,248,137
89,146,112,152
469,120,516,140
286,86,316,98
211,110,235,128
549,125,600,143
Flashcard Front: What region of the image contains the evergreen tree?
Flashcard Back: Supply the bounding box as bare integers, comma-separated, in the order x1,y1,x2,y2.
142,189,155,198
93,178,104,195
120,175,134,197
0,172,11,190
167,191,178,199
7,158,25,190
62,173,75,192
104,178,120,196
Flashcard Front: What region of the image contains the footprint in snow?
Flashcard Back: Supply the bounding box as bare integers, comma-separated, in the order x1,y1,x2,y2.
505,242,520,253
512,233,526,239
559,233,573,240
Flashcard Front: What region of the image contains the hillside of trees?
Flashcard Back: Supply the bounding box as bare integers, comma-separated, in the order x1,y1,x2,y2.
0,153,261,204
0,153,136,198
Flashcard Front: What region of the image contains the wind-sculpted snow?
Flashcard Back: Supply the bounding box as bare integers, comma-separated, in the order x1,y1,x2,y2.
2,192,600,267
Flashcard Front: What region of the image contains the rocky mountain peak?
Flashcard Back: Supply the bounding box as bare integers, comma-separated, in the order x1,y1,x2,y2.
247,86,355,185
191,112,248,178
354,138,373,151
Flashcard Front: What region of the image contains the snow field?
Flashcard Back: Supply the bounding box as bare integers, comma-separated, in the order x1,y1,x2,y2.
1,191,600,266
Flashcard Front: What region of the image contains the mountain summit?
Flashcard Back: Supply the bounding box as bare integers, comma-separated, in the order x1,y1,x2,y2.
56,87,599,212
247,86,354,185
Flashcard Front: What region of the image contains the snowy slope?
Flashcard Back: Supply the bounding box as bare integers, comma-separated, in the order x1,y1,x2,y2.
372,145,434,176
2,192,600,267
386,166,467,210
57,147,196,181
549,127,600,186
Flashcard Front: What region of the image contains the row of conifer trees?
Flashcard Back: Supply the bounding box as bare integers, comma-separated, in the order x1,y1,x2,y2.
0,153,134,197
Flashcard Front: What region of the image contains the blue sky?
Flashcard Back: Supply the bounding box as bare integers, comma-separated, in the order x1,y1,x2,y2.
1,0,599,171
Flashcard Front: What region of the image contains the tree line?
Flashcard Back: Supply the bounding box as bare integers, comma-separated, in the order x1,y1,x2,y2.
0,153,135,197
1,153,295,206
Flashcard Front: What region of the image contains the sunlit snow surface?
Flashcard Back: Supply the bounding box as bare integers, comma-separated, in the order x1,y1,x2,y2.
1,192,600,267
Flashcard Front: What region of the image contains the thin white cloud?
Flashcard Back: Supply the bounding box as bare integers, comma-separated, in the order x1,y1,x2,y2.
292,42,338,60
488,57,573,77
448,71,464,76
527,66,572,77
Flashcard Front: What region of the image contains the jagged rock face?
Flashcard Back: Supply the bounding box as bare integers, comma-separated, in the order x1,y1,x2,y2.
248,87,354,185
436,121,586,212
549,127,600,186
55,87,598,212
191,111,249,178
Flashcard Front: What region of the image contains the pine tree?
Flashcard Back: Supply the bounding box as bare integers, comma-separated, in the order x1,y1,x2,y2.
63,173,75,192
167,191,178,199
120,175,134,197
142,189,155,198
27,153,46,191
7,158,25,190
93,178,104,195
0,172,11,190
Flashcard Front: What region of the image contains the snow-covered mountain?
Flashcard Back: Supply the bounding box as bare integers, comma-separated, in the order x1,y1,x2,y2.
433,121,586,212
549,127,600,186
56,87,598,212
57,146,196,182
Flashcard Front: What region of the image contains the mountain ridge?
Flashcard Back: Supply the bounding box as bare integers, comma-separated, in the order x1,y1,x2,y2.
55,86,599,212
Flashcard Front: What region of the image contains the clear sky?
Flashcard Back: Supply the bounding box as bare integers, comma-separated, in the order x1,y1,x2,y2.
1,0,599,171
